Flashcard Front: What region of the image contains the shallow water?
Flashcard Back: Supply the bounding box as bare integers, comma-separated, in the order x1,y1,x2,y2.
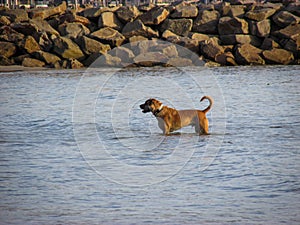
0,66,299,224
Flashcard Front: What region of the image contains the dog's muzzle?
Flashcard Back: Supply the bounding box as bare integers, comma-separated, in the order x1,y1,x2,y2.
140,103,151,113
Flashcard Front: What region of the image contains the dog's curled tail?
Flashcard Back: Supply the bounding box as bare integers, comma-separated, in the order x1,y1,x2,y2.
200,96,213,114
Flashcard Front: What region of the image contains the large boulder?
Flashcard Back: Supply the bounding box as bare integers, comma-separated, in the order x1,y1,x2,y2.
22,57,45,67
220,34,261,47
0,55,14,66
122,19,159,38
110,46,135,64
160,18,193,37
0,41,16,58
90,27,125,47
249,19,271,38
260,37,280,50
200,38,224,60
272,11,300,28
30,18,60,36
133,52,169,67
98,11,123,31
0,15,11,25
58,22,90,39
52,36,84,59
274,24,300,41
20,35,41,54
0,26,25,43
33,31,53,52
139,7,169,25
76,35,111,55
284,36,300,57
2,9,29,22
192,10,220,34
222,5,245,18
29,2,67,20
10,22,39,36
189,32,210,42
58,11,91,27
262,48,294,65
166,36,199,54
171,3,198,18
32,50,61,65
215,52,237,66
245,7,277,21
285,3,300,17
235,43,265,65
116,6,141,23
218,17,248,35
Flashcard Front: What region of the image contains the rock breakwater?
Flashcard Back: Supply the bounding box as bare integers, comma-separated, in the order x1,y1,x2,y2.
0,1,299,68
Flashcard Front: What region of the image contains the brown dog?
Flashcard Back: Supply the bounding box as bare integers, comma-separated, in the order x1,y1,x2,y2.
140,96,213,135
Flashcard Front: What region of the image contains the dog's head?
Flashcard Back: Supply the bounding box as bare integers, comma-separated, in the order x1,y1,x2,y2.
140,98,163,115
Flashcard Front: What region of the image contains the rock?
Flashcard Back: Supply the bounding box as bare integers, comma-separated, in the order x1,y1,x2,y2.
189,32,210,42
13,54,30,65
22,57,45,67
284,36,300,57
220,34,261,47
82,52,102,67
21,35,41,54
81,8,105,19
128,35,148,43
0,26,25,43
32,50,61,65
97,54,122,67
215,52,237,66
76,35,110,55
29,2,67,20
68,58,84,69
162,44,179,58
58,22,90,39
171,3,198,18
160,18,193,37
245,7,276,21
262,48,294,64
98,11,123,31
222,5,245,17
110,46,135,64
116,6,140,23
0,41,16,58
218,17,248,35
235,43,265,65
249,19,271,38
0,15,11,25
166,57,194,67
192,10,220,34
274,24,300,41
285,3,300,17
59,11,91,27
139,7,169,25
10,22,38,36
133,52,168,66
33,31,53,52
161,30,178,39
272,11,300,28
200,38,224,60
122,19,159,38
260,37,280,50
2,9,29,22
52,36,85,59
91,27,125,47
0,55,14,66
166,36,199,54
30,18,60,36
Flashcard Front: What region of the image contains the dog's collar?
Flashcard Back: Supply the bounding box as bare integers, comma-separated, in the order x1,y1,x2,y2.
153,104,163,117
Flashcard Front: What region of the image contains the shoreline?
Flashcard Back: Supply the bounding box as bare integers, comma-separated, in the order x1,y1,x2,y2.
0,1,299,69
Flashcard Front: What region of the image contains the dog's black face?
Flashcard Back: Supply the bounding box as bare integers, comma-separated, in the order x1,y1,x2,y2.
140,99,153,113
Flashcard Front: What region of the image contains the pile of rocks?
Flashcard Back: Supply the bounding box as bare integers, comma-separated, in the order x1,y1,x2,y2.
0,1,299,68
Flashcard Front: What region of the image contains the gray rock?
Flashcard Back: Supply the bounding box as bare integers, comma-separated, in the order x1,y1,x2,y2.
52,36,85,59
262,48,294,65
235,43,265,65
